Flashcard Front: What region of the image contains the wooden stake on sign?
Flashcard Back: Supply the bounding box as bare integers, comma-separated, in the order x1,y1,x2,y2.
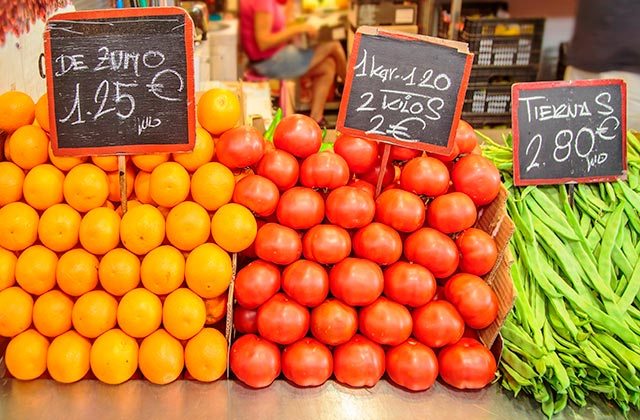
568,183,576,209
375,144,392,197
225,252,237,379
118,155,128,214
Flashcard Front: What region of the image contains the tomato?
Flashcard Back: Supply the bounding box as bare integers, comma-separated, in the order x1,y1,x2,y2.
325,186,375,229
430,142,459,163
360,161,395,190
282,260,329,307
254,223,302,266
438,338,497,390
352,223,402,266
471,144,482,155
333,334,385,388
230,334,280,388
310,299,358,346
359,297,412,346
282,338,333,387
404,228,459,278
300,152,350,190
375,189,425,233
277,187,325,230
333,135,379,174
348,179,375,196
216,126,265,169
256,149,300,191
384,261,436,307
451,155,501,207
399,156,450,197
386,339,438,391
412,300,464,348
454,120,478,154
329,258,384,306
456,228,498,276
426,192,477,234
257,293,309,345
234,306,258,334
302,224,351,265
273,114,322,159
235,259,281,309
444,273,498,329
388,145,421,162
232,174,280,217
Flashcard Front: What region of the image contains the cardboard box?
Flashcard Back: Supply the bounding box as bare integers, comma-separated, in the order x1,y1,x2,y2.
349,2,418,27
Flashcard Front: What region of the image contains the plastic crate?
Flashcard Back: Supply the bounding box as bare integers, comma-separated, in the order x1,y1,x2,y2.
463,84,512,114
468,65,538,85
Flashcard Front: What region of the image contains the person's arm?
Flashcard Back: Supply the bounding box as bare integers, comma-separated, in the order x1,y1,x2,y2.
254,11,316,52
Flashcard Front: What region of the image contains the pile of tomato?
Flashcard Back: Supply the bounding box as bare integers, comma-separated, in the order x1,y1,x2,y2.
225,115,502,391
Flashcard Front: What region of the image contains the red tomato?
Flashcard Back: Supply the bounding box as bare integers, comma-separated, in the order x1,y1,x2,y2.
404,228,459,278
444,273,498,329
232,174,280,217
273,114,322,158
348,179,375,196
471,144,482,155
333,334,385,388
399,156,450,197
216,126,265,169
359,297,412,346
438,338,497,390
256,149,300,191
452,155,501,206
360,161,395,189
352,223,402,266
277,187,325,230
234,307,258,334
325,186,375,229
430,141,460,163
388,145,421,162
234,259,281,309
282,338,333,387
412,300,464,348
310,299,358,346
456,228,498,276
426,192,477,234
282,260,329,307
383,261,436,307
454,120,478,154
254,223,302,266
386,339,438,391
333,135,379,174
302,224,351,265
375,189,425,233
257,293,309,345
230,334,280,388
300,152,350,190
329,258,384,306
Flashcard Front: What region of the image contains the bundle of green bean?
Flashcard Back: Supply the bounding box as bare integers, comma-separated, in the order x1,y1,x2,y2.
482,132,640,417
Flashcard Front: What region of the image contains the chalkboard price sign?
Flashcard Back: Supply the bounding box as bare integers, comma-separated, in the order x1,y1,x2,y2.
336,26,473,154
44,7,195,156
513,80,627,186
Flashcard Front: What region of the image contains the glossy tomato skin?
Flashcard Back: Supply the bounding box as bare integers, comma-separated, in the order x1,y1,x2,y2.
234,307,258,334
300,152,350,190
456,228,498,276
352,223,403,266
388,145,421,162
257,293,309,345
277,187,325,230
329,258,384,306
282,260,329,307
302,224,351,265
256,150,300,191
235,260,281,309
310,299,358,346
348,179,375,197
254,223,302,266
216,126,265,169
438,338,497,390
386,339,438,391
412,300,465,348
325,186,375,229
452,155,501,207
360,161,395,189
359,297,412,346
333,135,379,174
383,261,436,307
454,120,478,154
273,115,322,159
230,334,281,388
375,189,425,233
426,192,477,234
282,338,333,387
430,142,460,163
232,174,280,217
404,228,459,278
400,156,450,197
333,335,385,388
444,273,498,329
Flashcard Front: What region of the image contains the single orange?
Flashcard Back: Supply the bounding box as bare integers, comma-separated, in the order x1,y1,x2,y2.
34,94,50,132
149,162,190,208
5,329,49,380
56,249,99,297
63,164,110,212
165,201,211,251
138,329,184,385
162,288,206,340
172,127,215,171
38,203,81,252
184,328,227,382
15,245,58,295
197,88,241,135
133,171,155,205
131,153,170,172
211,203,257,253
106,166,135,203
47,330,91,383
0,161,25,206
0,202,39,251
0,90,35,133
72,290,118,339
120,204,165,255
204,294,228,325
48,143,87,172
22,163,65,210
78,207,121,255
98,248,141,296
140,245,185,295
117,288,162,338
0,286,33,337
32,289,74,338
90,328,139,385
0,247,17,291
185,243,232,299
8,125,49,170
91,155,120,172
190,162,235,211
3,136,11,161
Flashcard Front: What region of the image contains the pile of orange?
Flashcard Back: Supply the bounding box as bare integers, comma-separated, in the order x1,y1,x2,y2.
0,88,248,385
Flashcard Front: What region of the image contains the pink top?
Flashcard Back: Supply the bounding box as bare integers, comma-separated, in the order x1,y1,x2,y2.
240,0,285,62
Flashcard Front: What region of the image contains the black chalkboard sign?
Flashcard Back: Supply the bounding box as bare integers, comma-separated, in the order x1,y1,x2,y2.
336,26,473,154
44,8,195,156
513,80,627,186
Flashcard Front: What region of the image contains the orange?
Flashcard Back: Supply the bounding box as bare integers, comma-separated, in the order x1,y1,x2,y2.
22,163,65,210
5,329,49,380
63,164,109,212
8,125,49,170
0,201,39,251
211,203,257,253
149,162,190,208
38,204,81,252
0,286,33,337
48,143,87,172
117,288,162,338
185,328,227,382
165,201,210,251
106,166,135,203
15,245,58,295
204,294,228,325
138,329,184,385
103,200,116,210
140,245,185,295
185,243,232,299
78,207,120,255
162,288,206,340
32,290,74,338
47,330,91,383
99,248,140,296
115,199,142,217
56,249,99,297
172,127,215,171
0,247,17,290
0,90,35,133
90,328,138,385
197,88,241,135
3,136,11,161
131,153,170,172
72,290,118,339
133,171,155,205
91,155,119,172
190,162,235,211
0,161,25,205
120,204,165,255
34,94,50,132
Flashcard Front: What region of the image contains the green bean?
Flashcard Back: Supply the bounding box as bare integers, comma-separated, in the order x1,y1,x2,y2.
527,191,578,240
502,348,538,380
619,257,640,313
501,362,534,387
500,323,545,359
596,333,640,370
598,204,625,286
553,392,568,414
